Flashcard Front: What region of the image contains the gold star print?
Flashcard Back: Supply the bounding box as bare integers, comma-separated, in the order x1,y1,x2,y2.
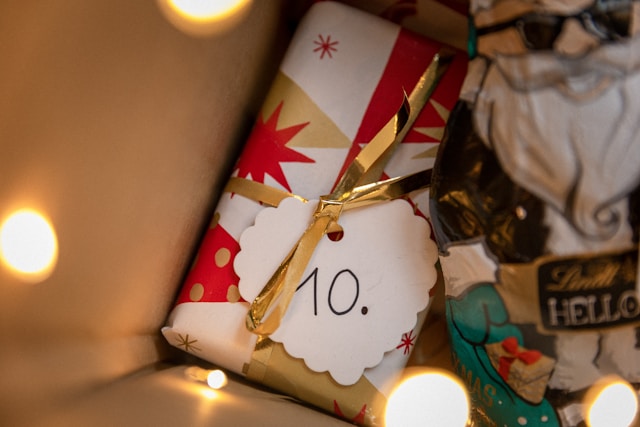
176,333,201,353
412,99,451,159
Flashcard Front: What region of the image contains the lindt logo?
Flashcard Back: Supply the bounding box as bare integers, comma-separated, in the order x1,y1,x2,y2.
538,250,640,331
545,262,623,292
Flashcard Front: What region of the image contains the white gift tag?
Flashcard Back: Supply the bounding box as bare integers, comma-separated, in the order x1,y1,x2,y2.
235,197,438,385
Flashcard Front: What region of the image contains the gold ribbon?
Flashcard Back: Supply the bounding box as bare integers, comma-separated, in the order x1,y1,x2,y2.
231,50,454,336
242,337,387,425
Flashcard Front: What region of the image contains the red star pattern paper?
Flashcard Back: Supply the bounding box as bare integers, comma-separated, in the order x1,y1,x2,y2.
331,28,466,192
234,101,313,192
396,330,416,355
164,2,469,425
313,34,339,59
175,220,245,304
334,400,367,424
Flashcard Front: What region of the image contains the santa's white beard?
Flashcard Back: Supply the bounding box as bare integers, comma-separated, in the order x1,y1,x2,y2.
473,58,640,254
471,49,640,394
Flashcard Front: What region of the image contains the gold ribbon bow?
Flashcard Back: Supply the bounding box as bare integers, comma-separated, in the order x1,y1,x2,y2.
230,50,453,336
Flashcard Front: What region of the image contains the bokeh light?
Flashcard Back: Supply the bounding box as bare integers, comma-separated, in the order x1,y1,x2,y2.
185,366,228,390
157,0,252,36
386,368,470,427
206,369,228,389
585,376,638,427
0,209,58,283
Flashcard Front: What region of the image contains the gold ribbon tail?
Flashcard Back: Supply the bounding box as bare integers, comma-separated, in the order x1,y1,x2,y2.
246,214,333,335
342,169,433,210
225,177,308,207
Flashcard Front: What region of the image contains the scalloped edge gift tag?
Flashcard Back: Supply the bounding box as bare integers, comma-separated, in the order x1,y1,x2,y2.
235,196,438,385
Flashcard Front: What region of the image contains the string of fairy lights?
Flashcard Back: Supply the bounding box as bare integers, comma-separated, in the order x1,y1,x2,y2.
1,1,638,425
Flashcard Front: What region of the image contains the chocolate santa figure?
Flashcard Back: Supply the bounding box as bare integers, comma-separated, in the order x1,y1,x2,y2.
430,0,640,425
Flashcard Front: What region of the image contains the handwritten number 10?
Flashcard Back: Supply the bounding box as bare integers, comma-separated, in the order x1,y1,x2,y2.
296,267,362,316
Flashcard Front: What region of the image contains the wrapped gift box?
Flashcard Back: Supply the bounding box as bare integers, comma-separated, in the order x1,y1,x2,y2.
486,337,556,405
162,1,466,424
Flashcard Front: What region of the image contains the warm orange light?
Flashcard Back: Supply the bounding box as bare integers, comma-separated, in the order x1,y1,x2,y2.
185,366,228,390
167,0,250,21
206,369,228,389
0,209,58,283
200,388,218,400
385,368,470,427
585,376,638,427
157,0,252,36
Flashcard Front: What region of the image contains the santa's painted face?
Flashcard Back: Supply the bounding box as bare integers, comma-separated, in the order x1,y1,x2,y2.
471,0,640,99
470,0,640,246
472,0,640,54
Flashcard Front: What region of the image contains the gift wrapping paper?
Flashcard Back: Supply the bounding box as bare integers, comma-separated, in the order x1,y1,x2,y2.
163,2,466,425
430,1,640,426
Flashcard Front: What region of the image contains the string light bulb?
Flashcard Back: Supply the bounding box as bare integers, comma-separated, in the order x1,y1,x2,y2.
585,376,638,427
385,368,470,427
185,366,228,390
206,369,228,389
157,0,253,37
0,209,58,283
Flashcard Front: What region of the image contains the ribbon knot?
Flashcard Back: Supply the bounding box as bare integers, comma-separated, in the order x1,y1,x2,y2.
240,50,454,337
315,196,345,234
497,336,542,382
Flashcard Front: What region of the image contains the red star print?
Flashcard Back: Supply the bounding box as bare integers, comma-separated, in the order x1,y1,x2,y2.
313,34,338,59
235,101,313,192
396,330,416,355
333,400,367,424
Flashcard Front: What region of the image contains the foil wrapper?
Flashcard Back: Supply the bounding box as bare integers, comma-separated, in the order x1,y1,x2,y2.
430,1,640,425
